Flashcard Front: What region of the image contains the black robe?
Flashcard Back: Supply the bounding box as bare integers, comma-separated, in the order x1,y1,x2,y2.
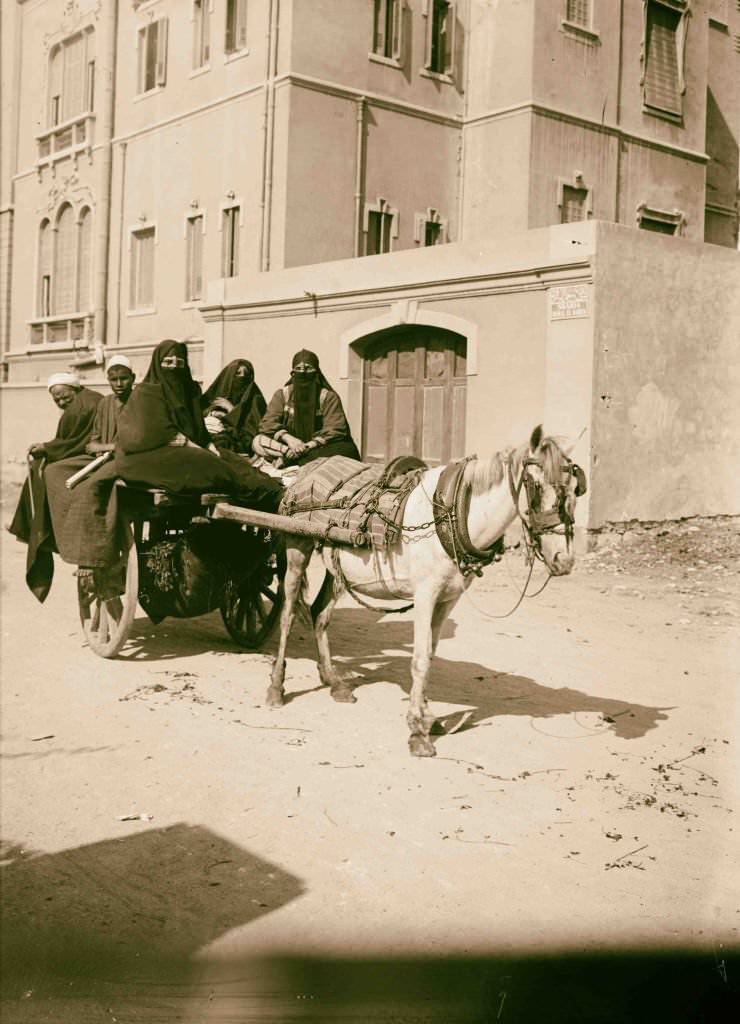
7,387,102,601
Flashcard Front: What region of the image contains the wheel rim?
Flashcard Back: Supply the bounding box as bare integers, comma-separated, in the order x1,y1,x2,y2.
220,543,284,649
79,524,138,658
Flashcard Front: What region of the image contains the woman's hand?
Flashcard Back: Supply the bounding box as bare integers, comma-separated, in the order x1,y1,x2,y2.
168,432,188,447
204,415,224,435
282,434,308,457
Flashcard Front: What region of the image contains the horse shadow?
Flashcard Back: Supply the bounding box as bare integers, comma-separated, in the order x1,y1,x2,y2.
302,608,671,742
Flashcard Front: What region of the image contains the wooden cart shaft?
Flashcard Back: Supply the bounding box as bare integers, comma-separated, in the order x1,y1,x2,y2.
210,502,366,548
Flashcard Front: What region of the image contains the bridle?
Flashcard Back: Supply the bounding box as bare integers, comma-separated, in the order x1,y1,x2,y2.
507,452,587,565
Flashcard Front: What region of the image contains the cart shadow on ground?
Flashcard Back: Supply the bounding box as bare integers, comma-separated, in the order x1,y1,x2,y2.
1,828,736,1022
0,825,305,1014
118,606,672,743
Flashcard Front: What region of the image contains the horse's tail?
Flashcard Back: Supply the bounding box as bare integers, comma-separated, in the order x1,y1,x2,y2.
310,569,338,625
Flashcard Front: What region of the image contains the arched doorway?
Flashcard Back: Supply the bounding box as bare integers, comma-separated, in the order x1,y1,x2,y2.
360,326,467,466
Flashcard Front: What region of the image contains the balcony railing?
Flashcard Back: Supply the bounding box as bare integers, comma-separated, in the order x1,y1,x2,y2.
36,113,95,170
28,313,94,348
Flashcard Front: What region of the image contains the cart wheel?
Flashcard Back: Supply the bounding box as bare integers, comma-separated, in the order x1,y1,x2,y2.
220,544,285,649
78,524,139,658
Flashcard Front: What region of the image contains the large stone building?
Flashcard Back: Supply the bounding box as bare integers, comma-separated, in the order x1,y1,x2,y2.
1,0,739,526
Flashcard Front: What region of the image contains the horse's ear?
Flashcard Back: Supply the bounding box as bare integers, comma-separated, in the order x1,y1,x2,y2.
529,424,543,452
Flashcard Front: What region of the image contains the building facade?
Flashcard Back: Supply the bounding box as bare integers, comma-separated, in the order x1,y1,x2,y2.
1,0,739,525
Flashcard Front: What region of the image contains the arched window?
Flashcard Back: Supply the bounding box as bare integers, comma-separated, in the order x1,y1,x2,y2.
362,327,467,466
77,207,93,311
54,204,76,314
38,219,53,317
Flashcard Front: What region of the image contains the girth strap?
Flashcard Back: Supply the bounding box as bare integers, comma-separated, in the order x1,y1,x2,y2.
433,457,503,577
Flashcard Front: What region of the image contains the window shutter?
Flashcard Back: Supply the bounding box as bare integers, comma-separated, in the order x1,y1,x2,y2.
54,206,76,314
62,34,84,121
566,0,589,26
237,0,248,50
444,2,455,74
38,221,53,316
77,208,93,311
391,0,402,60
49,48,63,126
644,3,681,114
156,18,168,87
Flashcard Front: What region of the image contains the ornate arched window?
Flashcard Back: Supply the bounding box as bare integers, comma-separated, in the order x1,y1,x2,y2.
54,203,76,314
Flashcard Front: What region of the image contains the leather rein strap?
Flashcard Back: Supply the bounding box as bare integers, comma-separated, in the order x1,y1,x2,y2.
433,457,504,578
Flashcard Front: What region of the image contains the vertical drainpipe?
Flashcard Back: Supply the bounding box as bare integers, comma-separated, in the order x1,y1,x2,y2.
614,0,624,225
353,96,366,257
260,0,279,272
93,0,118,360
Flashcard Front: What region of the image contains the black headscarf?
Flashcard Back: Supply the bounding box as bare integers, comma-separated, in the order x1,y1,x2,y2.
286,349,333,443
142,339,210,448
202,359,256,408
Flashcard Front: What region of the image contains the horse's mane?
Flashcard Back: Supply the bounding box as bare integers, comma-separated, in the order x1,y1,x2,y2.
462,433,568,496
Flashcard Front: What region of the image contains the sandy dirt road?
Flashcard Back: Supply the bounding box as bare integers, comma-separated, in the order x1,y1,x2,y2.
1,498,738,1022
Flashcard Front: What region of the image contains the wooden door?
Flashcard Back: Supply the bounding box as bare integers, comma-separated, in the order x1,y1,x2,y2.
362,328,466,466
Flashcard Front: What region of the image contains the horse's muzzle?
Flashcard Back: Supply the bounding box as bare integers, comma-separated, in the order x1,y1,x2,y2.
551,550,575,576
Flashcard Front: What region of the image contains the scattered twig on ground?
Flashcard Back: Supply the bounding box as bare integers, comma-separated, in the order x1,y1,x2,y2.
454,835,513,846
324,809,337,826
606,843,648,870
231,718,311,732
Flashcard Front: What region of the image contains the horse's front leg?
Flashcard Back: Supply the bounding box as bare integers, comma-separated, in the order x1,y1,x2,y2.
266,542,311,708
407,589,442,757
312,567,356,704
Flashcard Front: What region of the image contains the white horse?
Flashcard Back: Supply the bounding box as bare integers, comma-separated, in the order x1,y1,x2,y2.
266,425,587,756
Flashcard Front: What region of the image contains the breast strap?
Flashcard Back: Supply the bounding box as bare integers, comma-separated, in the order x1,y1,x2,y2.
433,457,504,577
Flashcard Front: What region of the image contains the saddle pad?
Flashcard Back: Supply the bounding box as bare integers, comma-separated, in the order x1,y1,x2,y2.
279,456,418,548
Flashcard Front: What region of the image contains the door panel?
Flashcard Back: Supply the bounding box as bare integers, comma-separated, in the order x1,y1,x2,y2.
361,328,467,465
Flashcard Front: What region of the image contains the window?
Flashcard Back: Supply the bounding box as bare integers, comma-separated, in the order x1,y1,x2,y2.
77,208,93,311
425,0,455,76
222,206,240,277
642,1,688,117
561,185,588,223
138,18,168,93
225,0,248,54
565,0,590,26
130,226,156,310
186,214,204,301
86,60,95,111
364,198,398,255
362,328,467,466
372,0,402,61
47,31,94,127
38,220,53,317
193,0,211,68
54,204,76,314
414,208,447,245
636,203,686,236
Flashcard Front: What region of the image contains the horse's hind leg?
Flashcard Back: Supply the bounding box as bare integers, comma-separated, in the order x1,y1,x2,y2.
407,589,440,757
312,567,356,704
266,540,312,708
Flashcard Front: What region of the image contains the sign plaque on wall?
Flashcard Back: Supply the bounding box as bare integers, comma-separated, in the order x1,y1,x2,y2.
549,284,589,321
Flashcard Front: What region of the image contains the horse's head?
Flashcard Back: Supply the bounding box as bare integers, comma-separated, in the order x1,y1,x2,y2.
514,425,587,576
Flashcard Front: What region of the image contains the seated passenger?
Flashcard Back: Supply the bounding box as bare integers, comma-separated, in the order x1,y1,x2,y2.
45,355,137,573
63,340,281,583
253,349,360,468
201,358,267,454
7,372,103,601
86,354,137,453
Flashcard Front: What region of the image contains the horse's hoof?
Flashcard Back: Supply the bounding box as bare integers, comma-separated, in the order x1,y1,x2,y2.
409,735,436,758
331,687,357,704
265,689,285,708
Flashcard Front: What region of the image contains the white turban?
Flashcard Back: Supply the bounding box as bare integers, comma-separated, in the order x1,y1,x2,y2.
47,372,81,391
106,354,133,372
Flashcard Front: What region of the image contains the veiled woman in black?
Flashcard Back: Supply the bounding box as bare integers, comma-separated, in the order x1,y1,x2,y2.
253,349,360,467
201,359,267,454
65,341,281,575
